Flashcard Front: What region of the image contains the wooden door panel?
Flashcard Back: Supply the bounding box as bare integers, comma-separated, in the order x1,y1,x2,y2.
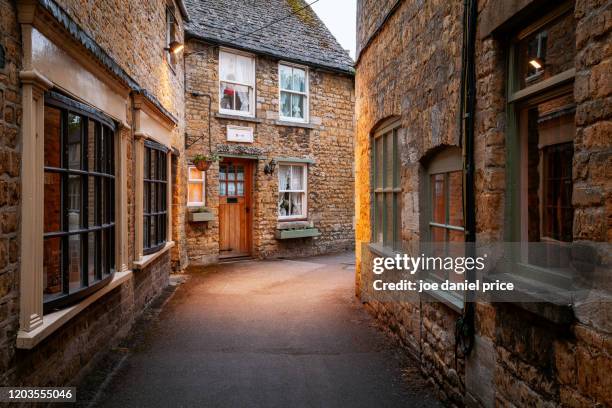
219,159,251,257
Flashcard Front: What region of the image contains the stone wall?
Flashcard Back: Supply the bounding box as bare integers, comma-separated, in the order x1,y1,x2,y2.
183,41,355,264
355,0,611,406
0,0,182,388
354,0,466,405
0,0,23,384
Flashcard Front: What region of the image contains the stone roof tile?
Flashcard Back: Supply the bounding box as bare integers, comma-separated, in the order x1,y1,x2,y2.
185,0,354,74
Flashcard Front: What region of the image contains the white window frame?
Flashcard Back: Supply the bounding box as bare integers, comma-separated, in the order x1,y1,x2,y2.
187,165,206,207
278,62,309,123
278,163,308,220
218,49,256,117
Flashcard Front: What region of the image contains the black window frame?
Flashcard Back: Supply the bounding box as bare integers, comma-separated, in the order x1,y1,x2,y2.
43,91,116,313
143,140,168,255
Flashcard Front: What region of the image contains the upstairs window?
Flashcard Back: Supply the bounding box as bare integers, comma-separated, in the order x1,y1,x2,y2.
278,164,307,220
219,50,255,116
513,3,575,90
165,6,178,68
279,64,308,122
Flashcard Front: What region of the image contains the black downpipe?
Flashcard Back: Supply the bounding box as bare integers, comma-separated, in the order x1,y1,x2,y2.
456,0,478,357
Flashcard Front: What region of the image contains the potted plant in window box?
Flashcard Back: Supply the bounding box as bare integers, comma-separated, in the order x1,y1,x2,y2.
192,153,219,172
188,206,215,222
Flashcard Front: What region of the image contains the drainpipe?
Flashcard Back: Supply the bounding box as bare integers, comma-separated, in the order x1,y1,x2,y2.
456,0,478,357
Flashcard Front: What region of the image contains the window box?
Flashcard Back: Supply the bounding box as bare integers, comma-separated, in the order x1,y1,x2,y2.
275,227,320,240
188,211,214,222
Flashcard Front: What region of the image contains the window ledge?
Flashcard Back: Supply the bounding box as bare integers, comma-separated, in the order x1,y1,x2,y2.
275,228,320,240
485,273,574,325
277,220,313,230
215,113,262,123
274,120,318,129
16,270,133,349
133,241,175,270
421,288,464,313
368,243,399,258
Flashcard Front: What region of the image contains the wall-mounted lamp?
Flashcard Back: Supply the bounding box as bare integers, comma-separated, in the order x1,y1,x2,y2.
165,40,184,54
264,159,277,175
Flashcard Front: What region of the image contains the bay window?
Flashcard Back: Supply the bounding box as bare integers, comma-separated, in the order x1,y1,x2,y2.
219,50,255,116
279,64,308,122
187,166,205,206
143,141,168,254
278,164,307,220
43,92,115,312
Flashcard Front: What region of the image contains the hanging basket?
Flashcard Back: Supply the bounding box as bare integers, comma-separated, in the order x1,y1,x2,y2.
194,160,212,171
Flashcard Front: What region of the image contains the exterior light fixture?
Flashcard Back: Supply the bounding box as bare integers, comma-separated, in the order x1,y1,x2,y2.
166,41,184,54
529,58,542,69
264,159,277,175
0,45,5,70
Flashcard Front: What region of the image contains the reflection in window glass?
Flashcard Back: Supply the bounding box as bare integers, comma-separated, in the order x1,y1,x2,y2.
43,237,62,296
516,10,575,90
523,93,575,244
44,172,62,233
68,234,82,293
429,170,464,236
44,107,61,168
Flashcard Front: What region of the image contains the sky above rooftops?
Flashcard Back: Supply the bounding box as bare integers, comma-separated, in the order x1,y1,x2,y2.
311,0,356,59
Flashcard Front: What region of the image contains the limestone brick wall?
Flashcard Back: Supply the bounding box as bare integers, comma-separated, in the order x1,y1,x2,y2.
0,0,23,385
183,41,355,264
355,0,466,405
355,0,611,406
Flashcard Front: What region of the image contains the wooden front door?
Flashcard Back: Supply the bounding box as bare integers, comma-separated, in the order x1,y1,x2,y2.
219,159,252,258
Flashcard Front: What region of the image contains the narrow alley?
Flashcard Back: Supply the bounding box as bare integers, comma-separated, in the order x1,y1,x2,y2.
81,253,441,407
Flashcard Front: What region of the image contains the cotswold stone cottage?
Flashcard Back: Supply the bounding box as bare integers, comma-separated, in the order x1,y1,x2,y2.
0,0,354,387
178,0,355,265
0,0,189,386
354,0,611,406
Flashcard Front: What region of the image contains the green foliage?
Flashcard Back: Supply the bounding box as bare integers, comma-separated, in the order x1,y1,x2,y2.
192,153,219,163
